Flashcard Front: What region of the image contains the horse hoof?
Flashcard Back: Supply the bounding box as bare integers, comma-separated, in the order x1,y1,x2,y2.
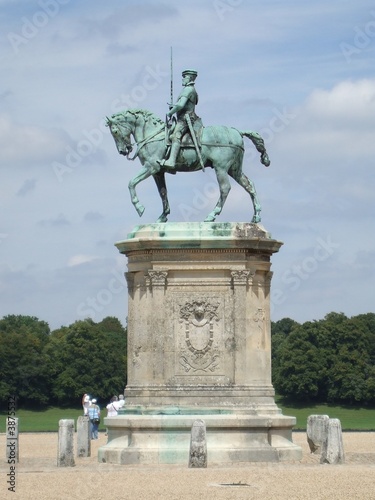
204,215,216,222
261,153,270,167
136,204,145,217
252,215,261,223
156,216,168,223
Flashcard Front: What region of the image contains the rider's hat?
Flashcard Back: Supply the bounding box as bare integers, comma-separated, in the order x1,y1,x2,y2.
182,69,198,78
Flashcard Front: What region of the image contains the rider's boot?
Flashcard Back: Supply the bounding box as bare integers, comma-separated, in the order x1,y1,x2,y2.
162,141,180,169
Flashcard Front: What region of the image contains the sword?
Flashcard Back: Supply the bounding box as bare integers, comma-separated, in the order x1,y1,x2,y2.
185,113,205,172
164,47,174,152
170,46,173,107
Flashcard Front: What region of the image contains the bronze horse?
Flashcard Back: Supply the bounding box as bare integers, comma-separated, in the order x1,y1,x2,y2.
106,108,270,223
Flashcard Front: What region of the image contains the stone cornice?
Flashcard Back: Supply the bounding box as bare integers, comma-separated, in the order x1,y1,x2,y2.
116,222,283,256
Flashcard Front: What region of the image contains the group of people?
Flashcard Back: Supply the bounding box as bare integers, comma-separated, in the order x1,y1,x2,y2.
105,395,125,416
82,393,125,440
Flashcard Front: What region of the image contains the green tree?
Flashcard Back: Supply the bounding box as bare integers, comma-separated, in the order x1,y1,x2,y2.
0,315,51,407
271,317,300,390
272,317,299,337
45,317,127,407
325,314,375,405
273,320,331,402
273,312,375,405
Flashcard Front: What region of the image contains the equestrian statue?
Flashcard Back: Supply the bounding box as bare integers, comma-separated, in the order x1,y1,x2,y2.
106,68,270,223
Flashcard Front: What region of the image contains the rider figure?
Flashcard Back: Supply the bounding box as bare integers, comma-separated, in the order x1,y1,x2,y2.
159,69,199,169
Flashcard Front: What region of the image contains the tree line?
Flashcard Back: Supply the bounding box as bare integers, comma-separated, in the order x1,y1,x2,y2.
1,311,374,409
272,312,375,405
0,315,127,408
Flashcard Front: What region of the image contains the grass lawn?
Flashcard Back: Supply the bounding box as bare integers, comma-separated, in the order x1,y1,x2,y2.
1,403,375,432
0,407,83,433
276,398,375,431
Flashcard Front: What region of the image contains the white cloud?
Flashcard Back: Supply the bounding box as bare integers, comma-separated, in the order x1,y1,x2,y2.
304,79,375,127
0,115,68,166
273,79,375,166
67,254,99,267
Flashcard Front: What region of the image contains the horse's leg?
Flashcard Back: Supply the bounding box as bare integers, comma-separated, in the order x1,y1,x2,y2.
231,171,261,223
204,168,231,222
128,165,152,217
153,172,170,223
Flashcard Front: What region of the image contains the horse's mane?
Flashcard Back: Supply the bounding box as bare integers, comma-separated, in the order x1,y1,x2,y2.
114,108,164,127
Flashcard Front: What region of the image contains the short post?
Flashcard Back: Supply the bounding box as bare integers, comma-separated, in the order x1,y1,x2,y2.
77,416,91,457
6,417,19,463
188,419,207,468
307,414,329,454
320,418,345,464
57,419,75,467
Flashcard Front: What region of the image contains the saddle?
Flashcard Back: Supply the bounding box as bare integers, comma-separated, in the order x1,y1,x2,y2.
165,117,204,148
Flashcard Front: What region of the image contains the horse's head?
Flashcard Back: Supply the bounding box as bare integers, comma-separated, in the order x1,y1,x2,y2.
106,112,134,156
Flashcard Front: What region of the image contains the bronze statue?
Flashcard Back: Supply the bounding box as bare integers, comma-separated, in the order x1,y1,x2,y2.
106,106,270,223
158,69,200,169
106,59,270,223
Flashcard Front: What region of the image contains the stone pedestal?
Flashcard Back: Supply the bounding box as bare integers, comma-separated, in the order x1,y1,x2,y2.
77,416,91,457
307,414,329,454
57,419,75,467
320,418,345,464
98,222,301,464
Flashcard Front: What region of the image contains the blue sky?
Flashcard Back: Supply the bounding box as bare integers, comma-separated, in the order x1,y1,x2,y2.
0,0,374,330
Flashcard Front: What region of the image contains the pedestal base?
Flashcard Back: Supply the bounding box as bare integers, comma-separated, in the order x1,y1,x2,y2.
98,410,302,464
102,223,302,464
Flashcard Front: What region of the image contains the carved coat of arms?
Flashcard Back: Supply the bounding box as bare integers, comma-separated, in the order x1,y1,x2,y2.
178,299,220,373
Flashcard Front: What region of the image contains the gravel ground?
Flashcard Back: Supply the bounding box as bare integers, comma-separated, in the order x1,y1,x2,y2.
1,432,375,499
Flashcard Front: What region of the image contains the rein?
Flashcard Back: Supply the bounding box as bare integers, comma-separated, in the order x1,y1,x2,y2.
118,112,164,161
126,125,165,160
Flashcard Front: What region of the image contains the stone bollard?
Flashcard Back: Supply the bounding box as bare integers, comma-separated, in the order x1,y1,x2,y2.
6,417,19,463
320,418,345,464
77,416,91,457
57,419,75,467
188,419,207,468
307,414,329,454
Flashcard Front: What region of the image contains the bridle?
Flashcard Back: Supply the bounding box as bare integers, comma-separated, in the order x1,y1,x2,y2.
107,112,164,161
109,120,134,157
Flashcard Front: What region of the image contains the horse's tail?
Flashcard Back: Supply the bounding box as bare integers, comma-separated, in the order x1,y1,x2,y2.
240,130,270,167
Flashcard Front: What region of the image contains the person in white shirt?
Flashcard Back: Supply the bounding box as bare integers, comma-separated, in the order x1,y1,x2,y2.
82,394,91,415
106,396,118,417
